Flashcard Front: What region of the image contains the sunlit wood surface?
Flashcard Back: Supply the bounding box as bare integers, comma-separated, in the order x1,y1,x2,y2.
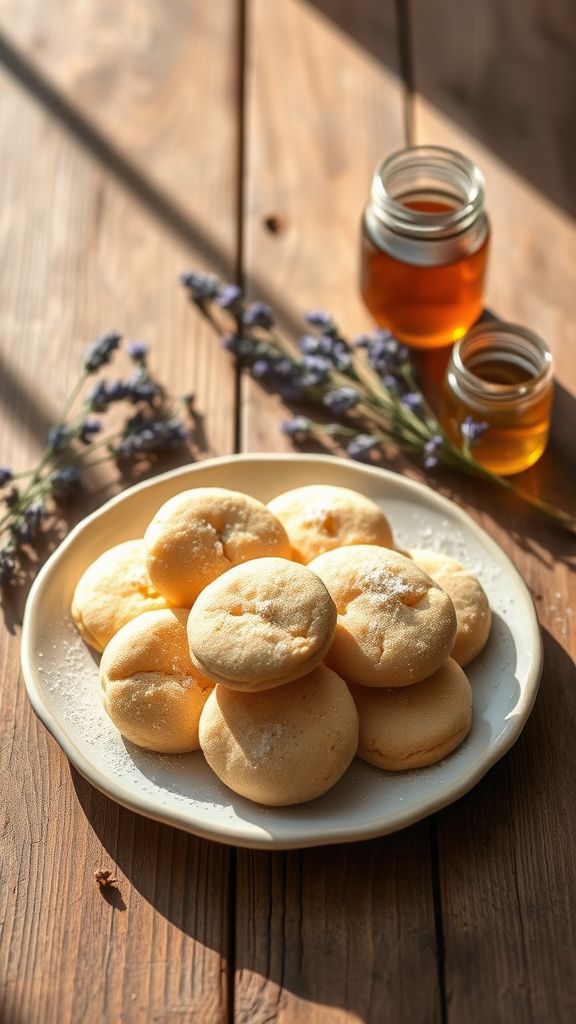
0,2,575,1021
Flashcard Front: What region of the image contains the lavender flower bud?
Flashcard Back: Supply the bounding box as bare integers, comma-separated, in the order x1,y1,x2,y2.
401,392,422,410
126,340,149,363
461,416,489,444
79,418,102,444
273,358,298,379
302,353,331,385
25,502,46,528
47,425,70,453
50,466,81,498
222,334,255,357
12,520,35,545
180,271,220,301
347,434,379,461
423,434,443,469
0,550,16,586
242,302,274,329
298,335,321,355
323,387,360,415
251,359,271,379
304,311,335,333
281,417,312,441
87,381,111,412
84,330,122,373
216,284,243,311
0,468,13,487
125,372,161,405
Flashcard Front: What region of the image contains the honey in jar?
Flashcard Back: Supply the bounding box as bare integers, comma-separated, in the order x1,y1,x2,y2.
360,146,490,349
442,323,554,476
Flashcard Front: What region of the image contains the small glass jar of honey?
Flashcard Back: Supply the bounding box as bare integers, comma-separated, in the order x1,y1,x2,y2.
442,322,554,476
360,145,490,348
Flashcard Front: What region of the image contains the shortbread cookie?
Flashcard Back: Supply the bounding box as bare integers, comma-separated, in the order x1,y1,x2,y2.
351,658,472,771
409,550,491,666
309,545,457,687
268,484,393,563
144,487,291,606
199,665,359,805
71,539,168,653
100,609,213,753
187,557,337,691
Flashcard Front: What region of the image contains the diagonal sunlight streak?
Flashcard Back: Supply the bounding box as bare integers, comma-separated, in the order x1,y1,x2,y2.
0,348,58,440
0,29,308,345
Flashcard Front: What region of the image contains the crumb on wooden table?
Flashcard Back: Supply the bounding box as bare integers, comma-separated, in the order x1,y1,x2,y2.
95,869,118,888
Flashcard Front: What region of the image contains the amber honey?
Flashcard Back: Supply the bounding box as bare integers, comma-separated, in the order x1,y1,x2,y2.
442,323,554,476
360,146,490,349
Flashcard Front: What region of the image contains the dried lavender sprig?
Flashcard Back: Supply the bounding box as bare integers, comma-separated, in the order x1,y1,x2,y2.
181,271,576,536
1,335,191,586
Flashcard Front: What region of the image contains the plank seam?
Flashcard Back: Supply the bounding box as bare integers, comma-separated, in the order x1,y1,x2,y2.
394,0,416,145
431,817,448,1024
233,0,249,458
0,30,236,279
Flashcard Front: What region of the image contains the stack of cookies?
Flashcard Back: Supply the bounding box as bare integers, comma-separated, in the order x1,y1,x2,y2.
71,482,491,806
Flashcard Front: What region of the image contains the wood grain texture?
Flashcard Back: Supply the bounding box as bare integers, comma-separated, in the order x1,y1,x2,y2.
407,0,576,217
410,7,576,1019
240,0,406,455
0,0,238,266
238,3,440,1022
0,1,240,1018
234,835,440,1024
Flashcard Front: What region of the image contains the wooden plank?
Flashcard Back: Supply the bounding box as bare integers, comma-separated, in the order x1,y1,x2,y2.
240,0,408,454
238,3,441,1021
0,0,238,261
410,4,576,1019
234,832,440,1024
0,1,239,1017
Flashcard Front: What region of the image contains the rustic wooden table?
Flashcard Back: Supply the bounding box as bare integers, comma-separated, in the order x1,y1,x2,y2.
1,2,575,1021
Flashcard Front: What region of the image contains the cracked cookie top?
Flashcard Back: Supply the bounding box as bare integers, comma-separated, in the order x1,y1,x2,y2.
71,539,169,653
309,545,457,687
144,487,291,606
186,557,337,691
267,484,393,563
408,549,492,668
99,608,214,754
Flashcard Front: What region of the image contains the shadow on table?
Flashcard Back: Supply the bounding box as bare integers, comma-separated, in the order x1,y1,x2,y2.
0,437,205,633
66,628,570,1021
71,759,442,1022
304,0,576,219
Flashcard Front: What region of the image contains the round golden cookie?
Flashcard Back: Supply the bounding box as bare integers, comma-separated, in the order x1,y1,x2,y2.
144,487,291,607
187,557,337,691
351,658,472,771
309,545,457,687
199,665,359,805
71,539,169,653
267,484,393,563
409,550,492,667
100,609,213,753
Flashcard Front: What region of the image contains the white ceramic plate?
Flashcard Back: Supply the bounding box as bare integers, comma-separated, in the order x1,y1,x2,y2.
22,454,542,849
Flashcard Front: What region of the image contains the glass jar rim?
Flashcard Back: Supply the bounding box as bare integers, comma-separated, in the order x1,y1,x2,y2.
451,322,553,401
370,145,486,240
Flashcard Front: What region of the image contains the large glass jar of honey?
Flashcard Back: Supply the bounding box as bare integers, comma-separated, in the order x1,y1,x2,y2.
442,322,554,476
360,146,490,349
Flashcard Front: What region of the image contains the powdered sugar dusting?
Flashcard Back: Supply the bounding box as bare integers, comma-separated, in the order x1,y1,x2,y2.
360,568,415,600
246,723,285,762
23,465,539,845
37,616,237,816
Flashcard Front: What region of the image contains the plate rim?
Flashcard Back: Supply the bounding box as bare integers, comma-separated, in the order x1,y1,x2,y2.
21,452,543,849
